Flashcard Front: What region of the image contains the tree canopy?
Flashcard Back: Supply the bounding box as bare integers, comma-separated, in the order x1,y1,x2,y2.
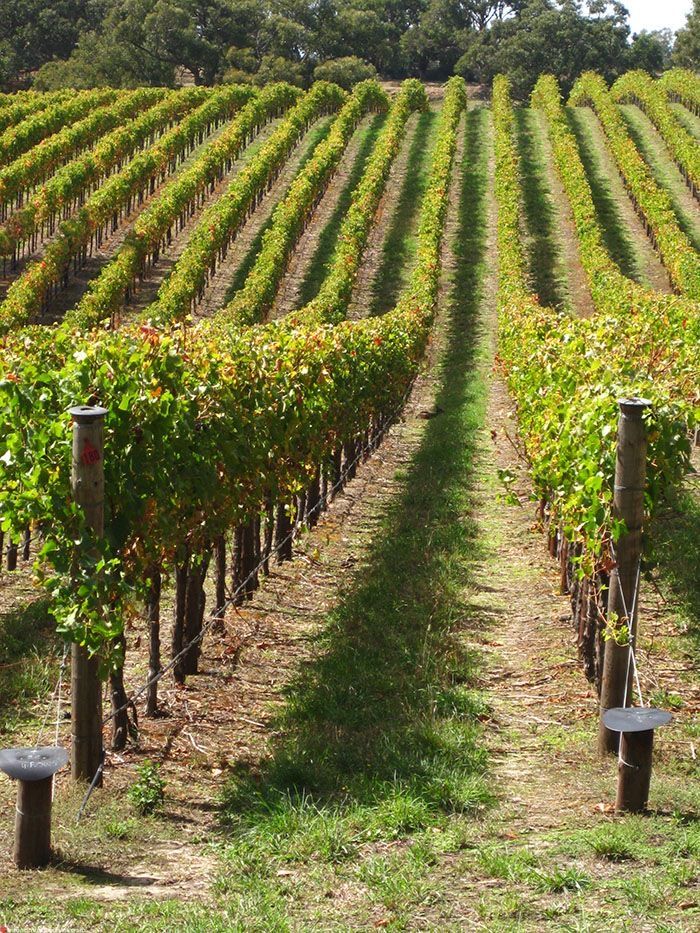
674,0,700,69
0,0,691,95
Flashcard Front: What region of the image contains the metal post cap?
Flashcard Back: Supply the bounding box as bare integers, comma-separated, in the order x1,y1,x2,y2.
0,746,69,781
603,707,672,733
69,405,108,424
617,397,652,416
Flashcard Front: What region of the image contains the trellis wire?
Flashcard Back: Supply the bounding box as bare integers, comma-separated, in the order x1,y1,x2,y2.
77,381,414,819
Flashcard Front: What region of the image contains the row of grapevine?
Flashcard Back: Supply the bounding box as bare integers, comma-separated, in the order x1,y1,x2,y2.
0,89,122,169
0,78,466,710
0,88,212,260
537,76,700,325
64,82,314,330
0,89,73,134
287,80,429,328
569,72,700,300
194,78,426,345
613,70,700,197
216,79,388,327
659,68,700,116
0,86,256,332
144,81,386,326
494,74,698,678
0,88,166,217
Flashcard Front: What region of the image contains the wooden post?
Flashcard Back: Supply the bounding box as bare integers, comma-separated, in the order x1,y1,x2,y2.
616,730,654,812
69,405,107,782
214,535,226,622
0,746,69,869
6,537,17,571
145,568,161,716
275,503,293,562
14,776,53,868
598,398,650,756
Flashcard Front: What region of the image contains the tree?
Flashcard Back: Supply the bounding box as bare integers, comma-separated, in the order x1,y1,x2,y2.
313,55,377,87
674,0,700,69
32,0,266,89
0,0,103,87
628,29,673,74
401,1,513,78
34,29,174,88
457,0,630,98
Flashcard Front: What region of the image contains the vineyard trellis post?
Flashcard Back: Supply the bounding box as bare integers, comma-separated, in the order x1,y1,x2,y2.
69,405,107,782
598,397,650,756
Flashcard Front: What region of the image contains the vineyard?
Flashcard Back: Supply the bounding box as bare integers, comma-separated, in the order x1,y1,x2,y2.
0,70,698,929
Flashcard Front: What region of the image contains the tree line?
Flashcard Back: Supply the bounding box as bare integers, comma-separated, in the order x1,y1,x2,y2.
0,0,698,97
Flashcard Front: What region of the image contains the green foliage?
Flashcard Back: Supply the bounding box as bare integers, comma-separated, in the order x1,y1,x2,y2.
492,73,698,575
0,88,166,211
127,760,165,815
148,80,352,326
33,31,175,90
588,824,639,861
457,0,632,99
673,0,700,69
659,67,700,114
67,81,308,329
614,70,700,197
284,78,431,327
627,30,674,74
0,0,680,94
0,0,104,87
571,71,700,299
0,89,120,168
0,78,464,661
0,87,208,260
0,86,253,331
223,79,413,327
312,56,377,89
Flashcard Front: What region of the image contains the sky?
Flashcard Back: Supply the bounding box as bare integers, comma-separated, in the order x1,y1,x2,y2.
623,0,693,34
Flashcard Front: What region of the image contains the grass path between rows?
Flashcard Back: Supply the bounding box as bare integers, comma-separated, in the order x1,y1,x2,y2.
566,106,672,293
514,107,595,317
670,102,700,140
618,103,700,253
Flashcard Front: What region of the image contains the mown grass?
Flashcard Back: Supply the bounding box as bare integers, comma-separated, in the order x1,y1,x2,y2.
0,595,56,736
222,116,334,304
566,106,646,282
514,107,571,311
650,479,700,662
369,108,437,316
295,112,386,307
618,103,700,253
669,102,700,141
211,103,494,930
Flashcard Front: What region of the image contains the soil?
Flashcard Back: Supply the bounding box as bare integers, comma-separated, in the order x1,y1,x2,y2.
345,112,422,321
533,110,596,318
570,107,673,294
269,114,376,319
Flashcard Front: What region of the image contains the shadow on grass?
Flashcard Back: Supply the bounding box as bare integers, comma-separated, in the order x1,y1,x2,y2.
566,107,643,282
0,596,55,734
514,108,569,311
222,118,334,305
651,482,700,661
221,107,496,841
369,109,437,317
296,112,386,308
618,104,700,254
